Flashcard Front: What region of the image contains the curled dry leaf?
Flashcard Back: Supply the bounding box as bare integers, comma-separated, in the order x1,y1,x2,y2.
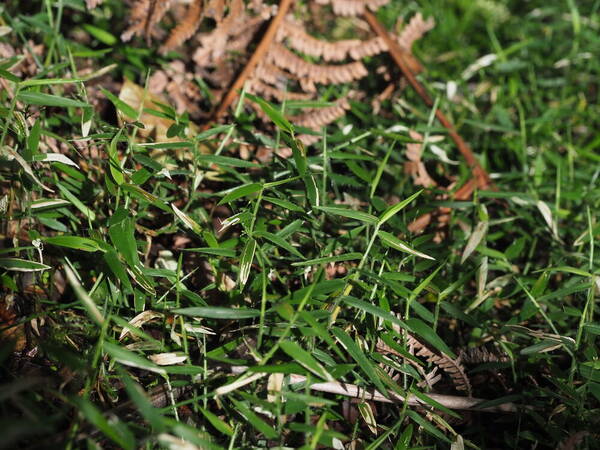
119,310,164,341
148,352,188,365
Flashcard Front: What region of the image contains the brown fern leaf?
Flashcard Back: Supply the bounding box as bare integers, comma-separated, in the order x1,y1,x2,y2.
404,130,437,188
315,0,390,17
266,43,368,91
289,98,351,129
160,0,204,52
405,333,472,396
252,62,292,89
248,80,313,102
280,19,392,62
398,12,435,51
191,0,255,64
459,346,509,364
121,0,173,43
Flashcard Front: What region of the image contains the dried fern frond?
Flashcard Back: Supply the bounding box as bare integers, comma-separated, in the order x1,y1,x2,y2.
315,0,390,17
160,0,204,52
121,0,174,43
191,0,268,67
404,130,437,188
266,43,368,91
289,98,351,129
459,346,509,364
252,62,295,90
405,333,472,396
398,12,435,51
248,79,313,102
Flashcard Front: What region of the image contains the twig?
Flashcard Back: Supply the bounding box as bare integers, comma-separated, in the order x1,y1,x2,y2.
227,365,517,413
363,10,492,190
207,0,295,126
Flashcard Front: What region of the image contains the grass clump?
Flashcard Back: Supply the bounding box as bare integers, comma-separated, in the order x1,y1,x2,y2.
0,0,599,448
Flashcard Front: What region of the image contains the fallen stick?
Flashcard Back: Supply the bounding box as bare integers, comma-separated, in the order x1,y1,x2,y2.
207,0,295,127
363,10,492,191
227,365,517,413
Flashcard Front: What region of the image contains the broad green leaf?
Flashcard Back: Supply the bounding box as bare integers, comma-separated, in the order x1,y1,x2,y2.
172,204,202,234
17,91,88,108
44,236,103,252
108,212,140,267
218,183,263,205
20,77,85,88
172,307,260,319
71,397,135,450
122,184,170,212
0,258,50,272
239,238,257,287
199,408,233,436
254,230,304,258
370,143,394,198
195,124,235,141
357,401,378,434
584,323,600,336
378,190,423,225
341,296,408,331
378,231,434,260
461,220,488,263
108,127,125,185
0,69,20,83
101,87,138,119
580,361,600,382
331,327,387,395
279,340,333,381
303,173,319,208
245,93,293,134
196,154,259,168
27,119,41,159
119,369,165,432
64,265,105,325
103,250,133,293
230,398,279,439
316,206,378,224
103,342,165,375
263,196,304,212
2,145,53,192
406,410,451,443
288,136,307,176
292,252,362,267
128,265,156,295
546,266,593,277
56,182,96,220
82,24,118,45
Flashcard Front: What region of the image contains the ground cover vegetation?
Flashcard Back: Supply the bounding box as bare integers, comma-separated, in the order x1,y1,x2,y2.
0,0,599,448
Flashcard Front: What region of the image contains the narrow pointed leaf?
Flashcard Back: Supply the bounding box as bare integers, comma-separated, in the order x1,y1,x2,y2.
316,206,378,224
239,238,257,287
378,231,434,260
378,190,423,225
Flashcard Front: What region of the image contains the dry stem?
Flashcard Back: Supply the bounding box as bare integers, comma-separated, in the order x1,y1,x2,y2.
363,10,492,190
228,365,517,413
208,0,295,126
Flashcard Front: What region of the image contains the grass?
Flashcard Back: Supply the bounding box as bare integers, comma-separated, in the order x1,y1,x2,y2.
1,0,599,448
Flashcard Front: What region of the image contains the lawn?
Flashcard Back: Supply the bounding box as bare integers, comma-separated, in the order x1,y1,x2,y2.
1,0,599,448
